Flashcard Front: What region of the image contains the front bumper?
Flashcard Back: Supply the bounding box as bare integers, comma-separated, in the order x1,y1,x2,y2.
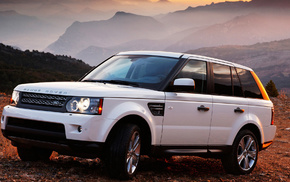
1,106,110,157
2,130,104,158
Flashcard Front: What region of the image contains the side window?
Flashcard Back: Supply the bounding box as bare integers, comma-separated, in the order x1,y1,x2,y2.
236,68,263,99
175,60,207,93
213,63,232,96
232,67,244,97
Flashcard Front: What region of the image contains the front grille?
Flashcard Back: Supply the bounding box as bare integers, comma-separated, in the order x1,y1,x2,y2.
21,92,68,107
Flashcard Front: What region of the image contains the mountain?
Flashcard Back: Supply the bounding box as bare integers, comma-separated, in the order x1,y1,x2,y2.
46,11,168,56
0,10,61,50
0,43,92,93
74,23,203,65
158,0,290,31
166,12,290,52
75,46,115,66
75,38,173,65
158,1,250,31
45,0,290,65
186,38,290,92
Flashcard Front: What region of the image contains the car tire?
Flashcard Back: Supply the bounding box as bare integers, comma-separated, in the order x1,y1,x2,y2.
107,123,141,180
222,130,259,174
17,146,52,161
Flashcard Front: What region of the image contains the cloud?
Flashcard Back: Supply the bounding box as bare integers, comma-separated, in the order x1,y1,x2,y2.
157,0,171,2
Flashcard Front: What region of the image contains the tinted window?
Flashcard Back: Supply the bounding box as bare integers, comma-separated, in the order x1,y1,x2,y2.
232,67,244,97
175,60,207,93
213,63,232,96
236,68,263,99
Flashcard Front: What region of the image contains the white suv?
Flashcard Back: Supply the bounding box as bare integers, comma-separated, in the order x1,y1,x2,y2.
1,51,276,179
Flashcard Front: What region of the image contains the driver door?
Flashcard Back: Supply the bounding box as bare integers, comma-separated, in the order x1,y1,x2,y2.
161,59,212,147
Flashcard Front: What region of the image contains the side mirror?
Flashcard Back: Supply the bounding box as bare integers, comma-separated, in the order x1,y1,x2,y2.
173,78,195,87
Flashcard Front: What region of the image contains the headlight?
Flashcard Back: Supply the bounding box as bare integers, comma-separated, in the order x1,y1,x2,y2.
66,97,103,115
10,91,20,106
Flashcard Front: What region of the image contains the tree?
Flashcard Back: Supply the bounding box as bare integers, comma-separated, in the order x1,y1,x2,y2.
265,80,279,97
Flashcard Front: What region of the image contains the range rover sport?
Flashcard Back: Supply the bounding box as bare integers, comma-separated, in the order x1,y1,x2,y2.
1,51,276,179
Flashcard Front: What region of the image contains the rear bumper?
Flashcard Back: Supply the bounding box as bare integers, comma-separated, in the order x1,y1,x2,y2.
261,125,276,150
261,140,273,150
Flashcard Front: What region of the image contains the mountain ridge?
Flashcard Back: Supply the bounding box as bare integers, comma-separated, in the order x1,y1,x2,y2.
186,38,290,91
46,11,167,56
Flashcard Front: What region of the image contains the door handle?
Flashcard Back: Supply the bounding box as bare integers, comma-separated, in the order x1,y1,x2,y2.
197,105,210,111
234,107,244,113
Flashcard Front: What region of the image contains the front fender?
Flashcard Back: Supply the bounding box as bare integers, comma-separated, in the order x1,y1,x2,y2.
97,98,164,145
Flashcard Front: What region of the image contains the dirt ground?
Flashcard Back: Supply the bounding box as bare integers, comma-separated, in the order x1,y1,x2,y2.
0,93,289,182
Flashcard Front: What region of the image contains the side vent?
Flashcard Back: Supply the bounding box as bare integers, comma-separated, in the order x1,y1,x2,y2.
148,103,165,116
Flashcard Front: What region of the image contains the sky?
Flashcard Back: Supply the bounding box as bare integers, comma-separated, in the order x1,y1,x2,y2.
0,0,250,16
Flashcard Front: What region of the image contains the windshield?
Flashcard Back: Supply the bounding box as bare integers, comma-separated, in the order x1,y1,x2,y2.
81,55,180,90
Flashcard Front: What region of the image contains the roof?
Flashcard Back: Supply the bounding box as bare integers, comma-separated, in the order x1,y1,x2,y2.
117,51,252,71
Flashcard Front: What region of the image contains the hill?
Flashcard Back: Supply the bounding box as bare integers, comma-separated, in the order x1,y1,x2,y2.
46,11,167,57
166,12,290,52
159,0,290,30
186,39,290,92
0,43,92,93
0,10,63,50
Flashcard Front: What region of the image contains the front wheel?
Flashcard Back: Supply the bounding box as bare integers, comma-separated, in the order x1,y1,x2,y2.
107,124,141,180
222,130,259,174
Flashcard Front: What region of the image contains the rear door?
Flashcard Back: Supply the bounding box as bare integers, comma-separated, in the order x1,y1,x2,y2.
208,64,248,146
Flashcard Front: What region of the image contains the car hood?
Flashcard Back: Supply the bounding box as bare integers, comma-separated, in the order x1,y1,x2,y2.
14,81,164,99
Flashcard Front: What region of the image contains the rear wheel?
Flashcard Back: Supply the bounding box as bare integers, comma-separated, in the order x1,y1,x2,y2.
17,146,52,161
222,130,259,174
107,124,141,180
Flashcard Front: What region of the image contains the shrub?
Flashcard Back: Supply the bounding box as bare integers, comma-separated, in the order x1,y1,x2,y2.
265,80,279,97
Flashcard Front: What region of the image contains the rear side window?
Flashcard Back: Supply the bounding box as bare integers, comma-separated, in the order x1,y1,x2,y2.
236,68,263,99
212,63,232,96
232,67,244,97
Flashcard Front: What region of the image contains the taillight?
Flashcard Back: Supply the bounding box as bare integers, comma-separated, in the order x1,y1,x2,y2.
271,107,274,125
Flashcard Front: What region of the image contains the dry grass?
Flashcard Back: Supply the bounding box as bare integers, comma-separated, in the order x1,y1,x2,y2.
0,94,18,159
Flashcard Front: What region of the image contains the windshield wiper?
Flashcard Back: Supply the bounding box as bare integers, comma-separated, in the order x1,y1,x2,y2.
82,79,139,87
101,80,140,87
82,80,97,82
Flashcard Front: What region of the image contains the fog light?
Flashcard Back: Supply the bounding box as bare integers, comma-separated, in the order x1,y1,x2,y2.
78,126,82,133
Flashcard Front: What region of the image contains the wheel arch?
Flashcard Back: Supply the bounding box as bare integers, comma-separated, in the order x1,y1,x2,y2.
236,124,262,150
105,115,152,155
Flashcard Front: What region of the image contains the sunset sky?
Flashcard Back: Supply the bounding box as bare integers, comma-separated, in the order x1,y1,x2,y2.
0,0,251,16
